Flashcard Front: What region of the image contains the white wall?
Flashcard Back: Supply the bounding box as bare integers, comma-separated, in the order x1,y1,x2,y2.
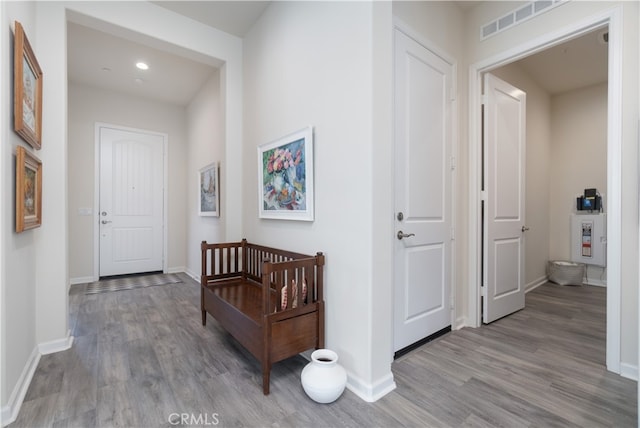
549,83,607,285
490,62,552,290
34,2,71,353
68,83,189,282
1,1,39,418
243,1,396,401
186,71,225,278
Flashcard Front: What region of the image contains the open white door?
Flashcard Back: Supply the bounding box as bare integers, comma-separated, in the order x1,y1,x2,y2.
99,126,165,277
482,73,526,323
394,28,453,353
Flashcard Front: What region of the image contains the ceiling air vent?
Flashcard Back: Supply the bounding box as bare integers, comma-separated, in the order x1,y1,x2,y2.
480,0,570,41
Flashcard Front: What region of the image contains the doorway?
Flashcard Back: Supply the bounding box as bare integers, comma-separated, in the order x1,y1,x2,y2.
94,123,168,278
470,11,622,373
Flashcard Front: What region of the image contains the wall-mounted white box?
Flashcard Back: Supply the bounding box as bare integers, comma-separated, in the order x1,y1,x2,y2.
570,213,606,267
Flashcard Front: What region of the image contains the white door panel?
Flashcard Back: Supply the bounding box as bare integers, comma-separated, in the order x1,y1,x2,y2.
99,126,164,277
394,29,453,352
483,73,526,323
493,238,521,297
404,244,445,320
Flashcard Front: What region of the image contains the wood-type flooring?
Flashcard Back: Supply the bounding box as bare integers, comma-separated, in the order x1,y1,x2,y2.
9,275,637,427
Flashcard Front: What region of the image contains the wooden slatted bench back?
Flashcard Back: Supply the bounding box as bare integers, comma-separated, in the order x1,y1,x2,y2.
201,239,324,316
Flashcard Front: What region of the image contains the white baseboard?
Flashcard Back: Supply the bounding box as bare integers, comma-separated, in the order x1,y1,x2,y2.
38,330,74,355
454,316,467,330
0,347,40,427
584,277,607,287
619,362,638,381
69,276,94,286
525,276,548,293
167,266,186,274
346,371,396,403
1,332,75,426
184,268,199,282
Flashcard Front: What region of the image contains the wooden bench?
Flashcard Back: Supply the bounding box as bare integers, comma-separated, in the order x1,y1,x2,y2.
200,239,325,394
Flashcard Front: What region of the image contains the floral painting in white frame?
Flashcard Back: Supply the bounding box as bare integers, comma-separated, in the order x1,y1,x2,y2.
258,126,314,221
199,162,219,217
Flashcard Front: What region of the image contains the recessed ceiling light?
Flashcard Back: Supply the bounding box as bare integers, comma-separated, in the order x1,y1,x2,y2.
136,62,149,70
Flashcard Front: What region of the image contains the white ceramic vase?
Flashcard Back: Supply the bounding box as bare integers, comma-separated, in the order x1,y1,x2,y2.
301,349,347,404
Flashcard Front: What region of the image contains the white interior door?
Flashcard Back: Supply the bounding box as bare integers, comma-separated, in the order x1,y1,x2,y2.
482,73,526,323
394,29,453,353
99,126,165,277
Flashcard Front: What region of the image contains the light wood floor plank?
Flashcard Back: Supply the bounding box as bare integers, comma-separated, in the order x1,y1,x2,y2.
8,278,636,427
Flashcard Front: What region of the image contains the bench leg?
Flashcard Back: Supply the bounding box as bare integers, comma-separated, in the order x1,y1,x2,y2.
201,290,206,326
262,362,271,395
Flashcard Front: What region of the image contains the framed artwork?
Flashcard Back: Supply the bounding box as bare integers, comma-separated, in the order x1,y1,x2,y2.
16,146,42,232
199,162,220,217
14,21,43,150
258,126,314,221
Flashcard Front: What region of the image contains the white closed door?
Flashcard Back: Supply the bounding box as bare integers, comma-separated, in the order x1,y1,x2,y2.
394,29,453,353
482,73,526,323
99,126,165,277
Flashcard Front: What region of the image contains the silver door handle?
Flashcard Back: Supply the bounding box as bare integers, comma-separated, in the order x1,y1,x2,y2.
101,220,112,224
397,231,415,240
522,226,530,232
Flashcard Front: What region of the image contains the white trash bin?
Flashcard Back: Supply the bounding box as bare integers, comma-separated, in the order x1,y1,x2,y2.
548,260,585,286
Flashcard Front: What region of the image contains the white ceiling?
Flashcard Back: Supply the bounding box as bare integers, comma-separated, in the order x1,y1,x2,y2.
67,22,218,106
66,1,608,106
67,1,271,106
515,28,608,95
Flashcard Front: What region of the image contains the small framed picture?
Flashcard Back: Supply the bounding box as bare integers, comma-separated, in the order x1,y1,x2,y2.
258,126,314,221
199,162,220,217
16,145,42,232
14,21,43,150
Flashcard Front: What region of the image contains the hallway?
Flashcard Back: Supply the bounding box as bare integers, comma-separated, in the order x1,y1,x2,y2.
9,277,636,427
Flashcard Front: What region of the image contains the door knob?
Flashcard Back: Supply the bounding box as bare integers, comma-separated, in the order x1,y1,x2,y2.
397,231,415,240
522,226,530,232
101,220,112,224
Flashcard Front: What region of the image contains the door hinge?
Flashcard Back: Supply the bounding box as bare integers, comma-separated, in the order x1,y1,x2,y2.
450,156,456,171
450,227,455,241
481,94,488,105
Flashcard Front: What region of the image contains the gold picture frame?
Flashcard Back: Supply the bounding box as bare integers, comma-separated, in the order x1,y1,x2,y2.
16,146,42,232
14,20,43,150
